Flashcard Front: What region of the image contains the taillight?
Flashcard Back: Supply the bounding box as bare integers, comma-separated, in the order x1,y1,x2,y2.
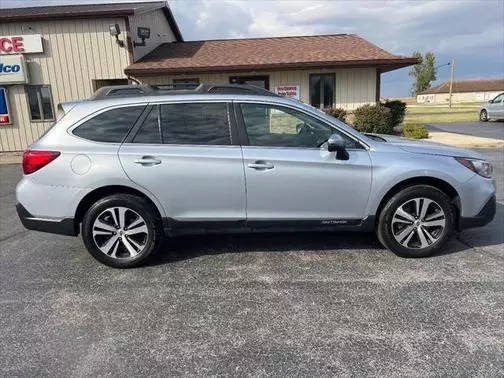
22,150,60,174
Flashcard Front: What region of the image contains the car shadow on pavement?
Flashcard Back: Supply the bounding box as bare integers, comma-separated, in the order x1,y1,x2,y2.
145,227,477,266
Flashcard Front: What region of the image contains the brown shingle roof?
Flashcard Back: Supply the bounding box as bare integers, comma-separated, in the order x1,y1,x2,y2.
420,79,504,94
0,1,183,41
125,34,418,76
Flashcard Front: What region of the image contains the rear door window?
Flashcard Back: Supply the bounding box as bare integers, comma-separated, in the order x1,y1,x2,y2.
73,106,145,143
159,102,231,145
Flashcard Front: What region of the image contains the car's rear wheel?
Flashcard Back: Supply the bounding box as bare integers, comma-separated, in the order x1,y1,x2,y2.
377,185,454,258
82,194,162,268
480,109,488,122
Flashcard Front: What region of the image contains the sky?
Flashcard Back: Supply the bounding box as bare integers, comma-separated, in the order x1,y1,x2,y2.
2,0,504,97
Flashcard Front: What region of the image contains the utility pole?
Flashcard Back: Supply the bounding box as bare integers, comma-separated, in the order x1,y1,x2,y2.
448,59,455,108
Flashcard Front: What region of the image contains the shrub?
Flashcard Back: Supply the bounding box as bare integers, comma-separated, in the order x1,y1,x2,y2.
383,100,407,127
403,123,429,139
325,107,347,122
353,104,393,134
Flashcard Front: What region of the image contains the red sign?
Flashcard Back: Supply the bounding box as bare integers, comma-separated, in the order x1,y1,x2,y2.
0,37,24,53
0,35,43,54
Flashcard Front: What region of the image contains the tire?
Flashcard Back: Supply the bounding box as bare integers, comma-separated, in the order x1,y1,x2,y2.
480,109,488,122
82,194,162,268
376,185,454,258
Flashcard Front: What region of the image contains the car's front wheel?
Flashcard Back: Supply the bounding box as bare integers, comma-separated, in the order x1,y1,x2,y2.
82,194,162,268
377,185,455,258
480,109,488,122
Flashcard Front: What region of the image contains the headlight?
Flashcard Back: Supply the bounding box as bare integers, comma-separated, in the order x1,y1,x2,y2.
455,157,493,178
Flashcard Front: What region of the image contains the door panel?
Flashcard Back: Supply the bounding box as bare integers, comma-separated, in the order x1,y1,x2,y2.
119,101,246,222
119,144,246,221
242,147,372,220
237,101,373,221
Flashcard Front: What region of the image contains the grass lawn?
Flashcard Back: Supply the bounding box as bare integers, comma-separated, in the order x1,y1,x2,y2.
404,103,482,123
404,111,479,123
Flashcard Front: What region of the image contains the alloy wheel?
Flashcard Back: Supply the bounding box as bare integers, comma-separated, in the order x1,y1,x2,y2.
92,206,149,259
391,198,446,249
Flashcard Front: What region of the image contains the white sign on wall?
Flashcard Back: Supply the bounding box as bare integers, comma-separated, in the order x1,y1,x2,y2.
275,85,300,100
0,35,43,54
0,55,29,84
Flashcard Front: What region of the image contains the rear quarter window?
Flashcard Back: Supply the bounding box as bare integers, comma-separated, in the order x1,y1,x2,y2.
73,106,145,143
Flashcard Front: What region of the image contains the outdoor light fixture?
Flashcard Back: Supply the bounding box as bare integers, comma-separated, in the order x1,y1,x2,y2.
134,27,151,47
109,24,124,47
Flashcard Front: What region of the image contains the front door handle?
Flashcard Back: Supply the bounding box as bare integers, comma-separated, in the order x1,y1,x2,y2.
248,161,274,170
134,156,162,166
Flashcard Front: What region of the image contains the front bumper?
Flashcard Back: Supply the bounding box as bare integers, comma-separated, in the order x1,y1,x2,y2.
16,203,77,236
459,195,496,230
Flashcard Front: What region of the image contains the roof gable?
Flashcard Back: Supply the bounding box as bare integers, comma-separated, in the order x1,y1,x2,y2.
125,34,417,76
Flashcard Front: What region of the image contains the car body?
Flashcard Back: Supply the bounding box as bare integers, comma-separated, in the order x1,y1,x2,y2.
480,92,504,121
16,84,496,267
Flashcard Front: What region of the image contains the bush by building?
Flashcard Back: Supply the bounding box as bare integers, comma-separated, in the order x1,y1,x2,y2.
403,123,429,139
325,107,347,123
383,100,407,127
353,104,393,134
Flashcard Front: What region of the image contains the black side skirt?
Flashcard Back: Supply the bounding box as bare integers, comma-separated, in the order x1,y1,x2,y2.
163,216,376,236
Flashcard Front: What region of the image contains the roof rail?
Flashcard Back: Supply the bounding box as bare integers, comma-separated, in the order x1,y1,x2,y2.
90,83,280,100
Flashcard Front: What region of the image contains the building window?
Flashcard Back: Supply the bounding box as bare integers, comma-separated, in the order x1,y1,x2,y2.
173,78,200,85
230,75,270,90
26,86,55,122
309,74,335,109
172,78,200,89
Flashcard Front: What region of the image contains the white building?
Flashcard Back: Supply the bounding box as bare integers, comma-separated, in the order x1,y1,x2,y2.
417,79,504,104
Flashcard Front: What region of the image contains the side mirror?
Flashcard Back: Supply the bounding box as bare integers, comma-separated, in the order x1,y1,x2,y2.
488,99,493,103
327,133,349,160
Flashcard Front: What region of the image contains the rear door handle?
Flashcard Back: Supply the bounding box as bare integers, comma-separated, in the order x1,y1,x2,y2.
134,156,162,166
248,161,274,170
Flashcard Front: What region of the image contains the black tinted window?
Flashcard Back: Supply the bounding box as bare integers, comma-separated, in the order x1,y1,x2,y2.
241,103,359,149
160,103,230,145
133,106,161,144
73,106,144,143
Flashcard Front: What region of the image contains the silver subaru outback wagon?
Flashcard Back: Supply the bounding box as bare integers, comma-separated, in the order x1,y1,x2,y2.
16,84,496,268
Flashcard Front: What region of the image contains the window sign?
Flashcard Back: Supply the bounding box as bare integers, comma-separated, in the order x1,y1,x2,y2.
275,85,300,100
0,87,11,125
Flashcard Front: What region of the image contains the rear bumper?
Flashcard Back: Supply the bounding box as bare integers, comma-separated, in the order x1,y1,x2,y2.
16,203,77,236
459,195,496,230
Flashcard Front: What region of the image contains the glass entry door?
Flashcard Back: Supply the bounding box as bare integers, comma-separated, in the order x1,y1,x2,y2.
310,74,335,109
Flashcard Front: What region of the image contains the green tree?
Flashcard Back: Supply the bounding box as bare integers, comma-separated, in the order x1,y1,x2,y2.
409,51,437,96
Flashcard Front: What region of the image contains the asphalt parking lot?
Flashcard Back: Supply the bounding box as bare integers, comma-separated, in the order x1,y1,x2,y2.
1,148,503,376
427,121,504,140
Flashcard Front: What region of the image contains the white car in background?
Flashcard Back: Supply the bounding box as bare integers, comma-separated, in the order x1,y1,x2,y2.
480,92,504,121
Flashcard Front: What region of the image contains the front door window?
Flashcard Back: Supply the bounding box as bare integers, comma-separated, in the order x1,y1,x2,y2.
240,103,359,149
